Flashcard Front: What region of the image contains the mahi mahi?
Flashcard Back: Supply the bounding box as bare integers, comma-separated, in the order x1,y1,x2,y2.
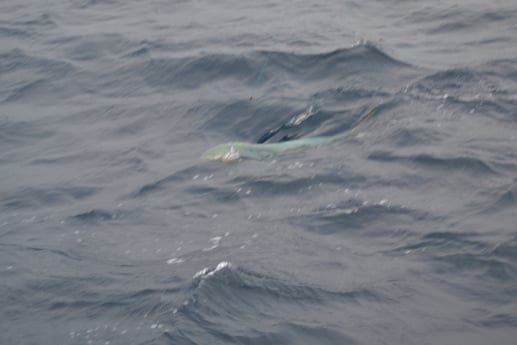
201,108,376,162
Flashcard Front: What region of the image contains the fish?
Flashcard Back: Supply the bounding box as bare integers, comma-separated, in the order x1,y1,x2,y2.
201,108,376,162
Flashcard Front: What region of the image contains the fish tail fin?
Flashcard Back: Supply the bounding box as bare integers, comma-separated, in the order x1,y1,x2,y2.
332,106,377,141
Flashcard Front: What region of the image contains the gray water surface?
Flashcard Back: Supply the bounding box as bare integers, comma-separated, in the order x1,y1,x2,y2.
1,1,517,344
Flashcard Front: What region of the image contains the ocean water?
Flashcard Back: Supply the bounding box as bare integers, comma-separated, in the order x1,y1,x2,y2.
1,0,517,344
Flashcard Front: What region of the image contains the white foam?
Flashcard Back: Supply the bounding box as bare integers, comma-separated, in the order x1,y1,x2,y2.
166,257,185,265
193,267,210,279
193,261,232,279
202,236,222,251
214,261,231,271
287,105,315,126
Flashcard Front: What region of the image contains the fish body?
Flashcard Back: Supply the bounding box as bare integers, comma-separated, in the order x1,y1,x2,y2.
200,136,335,162
201,108,376,162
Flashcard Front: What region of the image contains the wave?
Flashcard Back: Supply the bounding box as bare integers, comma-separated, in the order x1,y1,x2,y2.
2,185,98,210
0,48,77,103
368,151,498,177
132,43,415,91
405,62,517,122
291,198,432,235
171,262,387,344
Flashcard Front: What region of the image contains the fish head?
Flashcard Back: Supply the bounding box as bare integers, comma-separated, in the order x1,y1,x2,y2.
201,142,241,162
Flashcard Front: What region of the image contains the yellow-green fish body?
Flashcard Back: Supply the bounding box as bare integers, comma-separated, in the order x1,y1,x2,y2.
201,108,376,162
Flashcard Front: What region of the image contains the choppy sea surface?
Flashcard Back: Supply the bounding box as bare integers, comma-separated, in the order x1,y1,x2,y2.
1,1,517,344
